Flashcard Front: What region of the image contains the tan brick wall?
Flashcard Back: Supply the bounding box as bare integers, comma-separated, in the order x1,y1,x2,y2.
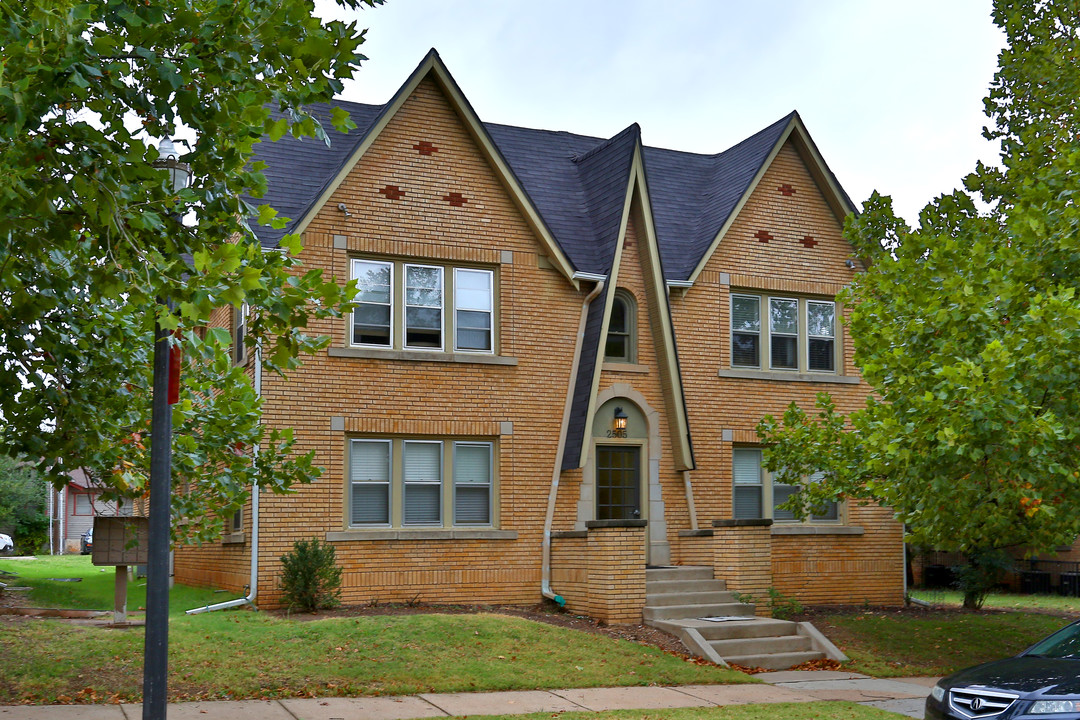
585,526,647,624
713,523,773,616
675,532,713,567
176,76,584,608
174,83,904,612
671,141,904,606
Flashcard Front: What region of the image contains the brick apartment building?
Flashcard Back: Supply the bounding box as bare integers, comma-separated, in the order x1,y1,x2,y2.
174,50,904,621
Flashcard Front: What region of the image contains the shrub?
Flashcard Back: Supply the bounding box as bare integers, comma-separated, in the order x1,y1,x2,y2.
766,587,804,619
279,537,342,612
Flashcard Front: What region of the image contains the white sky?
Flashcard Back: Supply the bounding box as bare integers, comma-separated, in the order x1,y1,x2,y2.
317,0,1006,225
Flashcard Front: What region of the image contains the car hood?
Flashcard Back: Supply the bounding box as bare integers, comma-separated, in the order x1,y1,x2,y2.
945,657,1080,696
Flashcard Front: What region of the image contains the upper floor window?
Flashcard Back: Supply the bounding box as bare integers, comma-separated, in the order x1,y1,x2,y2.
730,294,835,373
352,259,494,353
348,437,495,528
732,447,838,523
605,290,636,363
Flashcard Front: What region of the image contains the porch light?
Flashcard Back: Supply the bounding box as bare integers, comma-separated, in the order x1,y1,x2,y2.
154,137,192,193
613,407,628,432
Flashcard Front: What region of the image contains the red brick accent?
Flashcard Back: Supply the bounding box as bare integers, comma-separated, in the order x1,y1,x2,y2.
413,141,439,155
378,185,406,200
443,192,468,207
754,230,772,243
778,183,796,196
799,235,818,248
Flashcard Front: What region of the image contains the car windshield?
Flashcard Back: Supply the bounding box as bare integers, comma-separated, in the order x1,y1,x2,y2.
1026,623,1080,659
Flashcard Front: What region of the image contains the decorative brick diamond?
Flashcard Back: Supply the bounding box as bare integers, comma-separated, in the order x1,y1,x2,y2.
413,141,439,156
778,183,796,196
754,230,773,243
378,185,406,200
443,192,468,207
799,235,818,248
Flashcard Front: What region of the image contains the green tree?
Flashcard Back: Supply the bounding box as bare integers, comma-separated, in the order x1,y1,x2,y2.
0,0,380,542
0,456,48,553
757,0,1080,609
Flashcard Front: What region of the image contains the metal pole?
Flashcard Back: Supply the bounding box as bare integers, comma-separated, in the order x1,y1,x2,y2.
143,307,172,719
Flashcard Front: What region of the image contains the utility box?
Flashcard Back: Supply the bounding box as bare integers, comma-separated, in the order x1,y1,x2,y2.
91,517,149,566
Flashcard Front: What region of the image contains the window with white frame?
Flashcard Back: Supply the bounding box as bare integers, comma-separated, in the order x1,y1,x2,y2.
351,259,494,353
732,447,838,522
348,438,495,528
454,268,493,352
730,294,836,373
604,290,636,363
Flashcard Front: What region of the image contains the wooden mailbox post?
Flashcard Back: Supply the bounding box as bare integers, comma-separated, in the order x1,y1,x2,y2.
91,517,150,624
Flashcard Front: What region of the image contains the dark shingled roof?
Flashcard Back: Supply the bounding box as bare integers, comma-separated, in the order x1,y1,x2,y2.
244,102,831,283
246,102,386,248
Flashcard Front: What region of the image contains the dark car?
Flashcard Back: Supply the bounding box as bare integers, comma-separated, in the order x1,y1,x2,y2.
926,619,1080,719
80,527,93,555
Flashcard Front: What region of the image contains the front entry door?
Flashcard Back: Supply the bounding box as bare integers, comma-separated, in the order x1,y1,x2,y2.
596,445,642,521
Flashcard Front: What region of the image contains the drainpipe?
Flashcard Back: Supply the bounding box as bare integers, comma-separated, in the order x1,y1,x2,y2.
47,481,54,555
541,278,605,606
682,470,698,531
187,346,262,614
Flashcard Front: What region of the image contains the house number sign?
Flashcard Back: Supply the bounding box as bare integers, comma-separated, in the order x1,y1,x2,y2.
606,429,627,438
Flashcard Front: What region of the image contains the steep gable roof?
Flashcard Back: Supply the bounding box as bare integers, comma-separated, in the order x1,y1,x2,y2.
244,61,856,285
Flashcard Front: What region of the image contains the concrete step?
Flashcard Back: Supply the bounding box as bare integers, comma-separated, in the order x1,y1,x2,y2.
642,602,756,621
720,650,824,671
645,590,740,607
644,566,714,582
709,634,814,656
650,616,797,641
646,578,727,594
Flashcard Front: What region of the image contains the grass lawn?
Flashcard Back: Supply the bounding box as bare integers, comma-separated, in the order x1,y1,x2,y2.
805,607,1071,677
909,588,1080,614
469,704,903,720
0,555,748,705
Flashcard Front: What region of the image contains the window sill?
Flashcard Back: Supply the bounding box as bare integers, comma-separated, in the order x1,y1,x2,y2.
771,525,864,536
325,529,517,542
329,347,517,366
718,369,859,384
221,532,245,545
601,362,650,374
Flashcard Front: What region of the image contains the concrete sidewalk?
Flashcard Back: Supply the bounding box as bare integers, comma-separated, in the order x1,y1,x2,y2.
0,671,936,719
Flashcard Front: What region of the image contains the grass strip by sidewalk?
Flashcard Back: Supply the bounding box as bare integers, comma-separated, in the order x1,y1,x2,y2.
449,703,905,720
0,556,749,705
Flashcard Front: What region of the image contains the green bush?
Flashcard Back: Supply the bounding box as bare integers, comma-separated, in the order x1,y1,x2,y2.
279,537,342,612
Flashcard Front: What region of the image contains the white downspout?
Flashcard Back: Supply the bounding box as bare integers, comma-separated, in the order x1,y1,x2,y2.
59,486,65,555
47,481,54,555
187,345,262,614
682,470,698,531
542,279,605,605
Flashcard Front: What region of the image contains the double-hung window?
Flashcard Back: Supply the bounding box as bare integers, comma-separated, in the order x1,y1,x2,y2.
732,448,839,523
730,294,836,373
454,268,493,352
349,438,495,528
352,259,494,353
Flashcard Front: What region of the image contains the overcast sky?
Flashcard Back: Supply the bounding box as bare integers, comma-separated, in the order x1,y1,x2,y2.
316,0,1006,225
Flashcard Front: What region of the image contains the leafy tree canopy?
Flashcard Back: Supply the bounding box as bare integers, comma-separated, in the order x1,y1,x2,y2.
758,0,1080,575
0,455,48,552
0,0,379,541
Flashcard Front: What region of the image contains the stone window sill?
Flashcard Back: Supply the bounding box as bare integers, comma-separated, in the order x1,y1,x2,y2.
771,525,864,536
601,362,650,374
221,532,245,545
325,529,517,542
718,369,859,384
329,347,517,366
